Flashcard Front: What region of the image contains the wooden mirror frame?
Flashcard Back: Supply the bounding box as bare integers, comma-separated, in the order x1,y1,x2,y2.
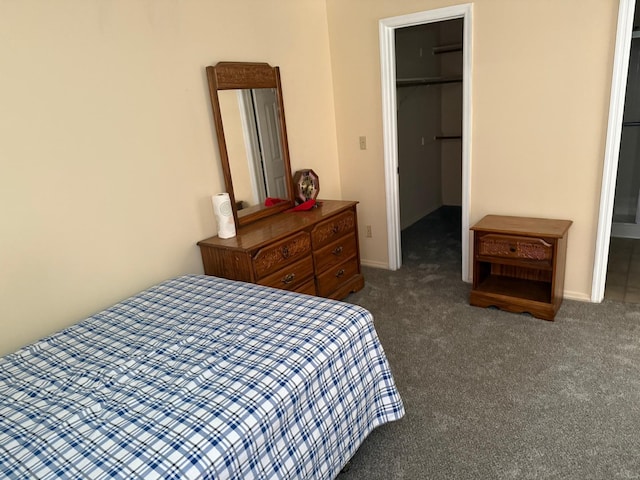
206,62,295,229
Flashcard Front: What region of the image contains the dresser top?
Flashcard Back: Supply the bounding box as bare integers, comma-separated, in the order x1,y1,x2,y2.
198,200,358,251
471,215,572,238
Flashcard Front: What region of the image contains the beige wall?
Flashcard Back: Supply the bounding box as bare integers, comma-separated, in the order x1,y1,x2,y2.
326,0,618,297
0,0,341,356
0,0,623,354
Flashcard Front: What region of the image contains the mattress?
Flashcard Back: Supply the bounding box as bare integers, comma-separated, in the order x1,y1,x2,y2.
0,275,404,479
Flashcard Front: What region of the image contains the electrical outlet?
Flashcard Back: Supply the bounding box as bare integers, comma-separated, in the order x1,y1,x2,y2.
366,225,372,237
359,136,367,150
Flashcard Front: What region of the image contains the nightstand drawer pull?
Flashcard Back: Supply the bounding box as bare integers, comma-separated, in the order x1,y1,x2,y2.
335,269,345,278
332,246,343,256
281,246,290,258
332,225,340,234
282,273,296,284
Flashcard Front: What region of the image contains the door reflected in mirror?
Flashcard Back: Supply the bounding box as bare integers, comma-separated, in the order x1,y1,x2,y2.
207,62,295,228
218,88,288,214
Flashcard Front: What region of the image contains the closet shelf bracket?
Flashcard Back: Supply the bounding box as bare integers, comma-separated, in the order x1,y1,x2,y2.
432,43,463,54
396,75,462,87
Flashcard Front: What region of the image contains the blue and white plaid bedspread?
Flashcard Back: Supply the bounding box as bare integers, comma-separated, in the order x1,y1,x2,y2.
0,275,404,479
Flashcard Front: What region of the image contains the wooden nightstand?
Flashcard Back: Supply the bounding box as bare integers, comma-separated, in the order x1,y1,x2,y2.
470,215,572,321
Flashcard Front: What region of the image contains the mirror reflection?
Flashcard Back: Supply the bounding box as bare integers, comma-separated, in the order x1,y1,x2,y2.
218,88,288,215
207,61,294,228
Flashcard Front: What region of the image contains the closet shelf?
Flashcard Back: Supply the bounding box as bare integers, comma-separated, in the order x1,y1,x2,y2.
396,75,462,87
623,121,640,126
633,29,640,39
432,43,463,54
435,135,462,140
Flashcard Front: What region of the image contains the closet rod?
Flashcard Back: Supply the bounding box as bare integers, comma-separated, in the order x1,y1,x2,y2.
623,121,640,126
434,135,462,140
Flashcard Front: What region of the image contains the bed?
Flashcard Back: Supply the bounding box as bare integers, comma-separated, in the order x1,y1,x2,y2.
0,274,404,479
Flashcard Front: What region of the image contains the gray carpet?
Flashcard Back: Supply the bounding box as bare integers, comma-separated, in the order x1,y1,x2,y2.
341,206,640,479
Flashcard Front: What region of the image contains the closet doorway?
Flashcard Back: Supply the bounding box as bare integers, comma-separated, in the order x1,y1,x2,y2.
594,0,639,302
379,4,472,280
604,0,640,303
395,19,463,268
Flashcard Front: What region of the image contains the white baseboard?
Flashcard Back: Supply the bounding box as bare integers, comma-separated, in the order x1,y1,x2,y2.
360,259,390,269
564,291,592,302
359,261,594,302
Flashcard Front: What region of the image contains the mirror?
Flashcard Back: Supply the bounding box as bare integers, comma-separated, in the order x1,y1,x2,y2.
206,62,294,228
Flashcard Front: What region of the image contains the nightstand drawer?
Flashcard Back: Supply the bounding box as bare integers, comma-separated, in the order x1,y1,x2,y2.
477,234,553,263
316,257,359,297
314,233,357,273
253,232,311,279
257,256,314,291
311,210,355,249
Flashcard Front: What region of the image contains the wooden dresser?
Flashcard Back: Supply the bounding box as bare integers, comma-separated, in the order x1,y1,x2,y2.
197,200,364,300
470,215,572,321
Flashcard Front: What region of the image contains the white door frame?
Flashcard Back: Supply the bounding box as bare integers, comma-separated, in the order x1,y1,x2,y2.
379,4,473,281
592,0,636,302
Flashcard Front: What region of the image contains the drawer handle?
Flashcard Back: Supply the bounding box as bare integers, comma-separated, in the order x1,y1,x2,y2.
332,246,343,256
282,273,295,284
281,246,290,258
332,225,340,234
335,269,345,278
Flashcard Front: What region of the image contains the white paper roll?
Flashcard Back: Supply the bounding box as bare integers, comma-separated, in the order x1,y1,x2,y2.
211,193,236,239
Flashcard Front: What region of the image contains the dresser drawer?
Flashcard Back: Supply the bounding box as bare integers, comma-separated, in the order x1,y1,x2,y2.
316,257,359,297
314,233,357,273
253,232,311,280
294,279,317,296
257,256,314,291
477,234,553,263
311,210,356,249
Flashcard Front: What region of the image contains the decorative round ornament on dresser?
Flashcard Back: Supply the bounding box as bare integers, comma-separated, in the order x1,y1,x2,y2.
293,169,320,204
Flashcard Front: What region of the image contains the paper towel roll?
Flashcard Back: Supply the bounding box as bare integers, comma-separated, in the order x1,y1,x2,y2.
211,193,236,239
